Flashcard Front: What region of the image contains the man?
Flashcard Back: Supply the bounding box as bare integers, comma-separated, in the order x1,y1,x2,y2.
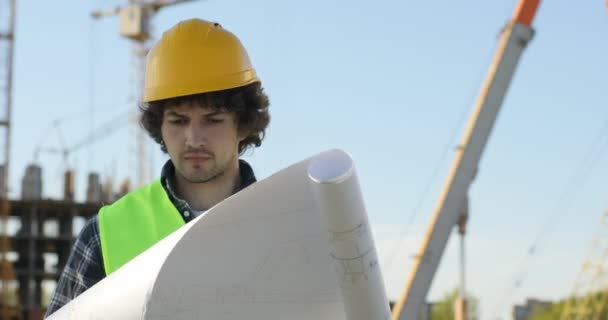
45,18,270,317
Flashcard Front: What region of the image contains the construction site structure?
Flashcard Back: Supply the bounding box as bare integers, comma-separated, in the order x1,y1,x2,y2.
91,0,197,188
512,298,552,320
0,0,17,318
21,166,42,202
11,198,101,320
9,164,120,320
0,3,104,319
559,210,608,319
8,159,118,320
391,1,540,319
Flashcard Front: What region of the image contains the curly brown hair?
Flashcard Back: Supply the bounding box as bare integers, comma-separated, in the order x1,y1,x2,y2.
139,82,270,154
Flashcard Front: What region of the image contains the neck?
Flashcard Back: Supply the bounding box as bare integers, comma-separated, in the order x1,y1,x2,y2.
172,160,241,211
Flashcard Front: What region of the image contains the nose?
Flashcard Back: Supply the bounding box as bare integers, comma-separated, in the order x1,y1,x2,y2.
185,122,207,148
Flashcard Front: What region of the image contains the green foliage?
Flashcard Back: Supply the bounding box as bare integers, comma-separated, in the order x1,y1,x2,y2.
527,301,563,320
431,290,457,320
431,288,479,320
529,291,608,320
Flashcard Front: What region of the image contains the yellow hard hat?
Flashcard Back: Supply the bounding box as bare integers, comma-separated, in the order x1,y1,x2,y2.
143,19,259,102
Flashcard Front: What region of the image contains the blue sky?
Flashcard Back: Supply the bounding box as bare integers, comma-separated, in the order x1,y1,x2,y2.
8,0,608,319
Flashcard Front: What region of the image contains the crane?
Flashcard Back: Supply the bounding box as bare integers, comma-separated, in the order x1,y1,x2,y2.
391,1,540,319
32,112,129,201
0,0,18,319
33,111,129,167
91,0,199,188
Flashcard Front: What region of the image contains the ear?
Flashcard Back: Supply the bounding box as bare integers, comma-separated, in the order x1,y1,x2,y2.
237,131,248,143
236,125,249,142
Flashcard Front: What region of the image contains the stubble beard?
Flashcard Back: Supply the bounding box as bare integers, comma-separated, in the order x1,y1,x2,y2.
178,161,225,184
176,152,237,184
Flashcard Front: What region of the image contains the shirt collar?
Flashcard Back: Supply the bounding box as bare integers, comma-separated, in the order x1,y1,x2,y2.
159,159,257,221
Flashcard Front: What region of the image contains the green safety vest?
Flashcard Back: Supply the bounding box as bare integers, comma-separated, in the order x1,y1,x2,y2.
98,179,185,275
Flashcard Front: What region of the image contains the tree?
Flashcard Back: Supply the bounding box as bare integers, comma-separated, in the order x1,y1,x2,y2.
527,301,563,320
431,288,479,320
529,291,608,320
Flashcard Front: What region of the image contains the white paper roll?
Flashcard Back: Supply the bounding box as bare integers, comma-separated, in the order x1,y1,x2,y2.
308,150,392,320
47,149,390,320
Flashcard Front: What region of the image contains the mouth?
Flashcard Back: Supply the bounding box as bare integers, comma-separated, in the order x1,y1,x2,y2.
183,153,213,162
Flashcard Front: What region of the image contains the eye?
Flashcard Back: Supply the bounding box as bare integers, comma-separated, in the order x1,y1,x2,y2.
168,118,188,126
207,118,225,124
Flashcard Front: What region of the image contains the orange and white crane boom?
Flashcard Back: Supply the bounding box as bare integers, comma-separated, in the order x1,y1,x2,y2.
392,1,540,319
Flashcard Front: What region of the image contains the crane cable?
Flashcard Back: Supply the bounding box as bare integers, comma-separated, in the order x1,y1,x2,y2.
383,34,501,272
491,109,608,317
87,8,98,174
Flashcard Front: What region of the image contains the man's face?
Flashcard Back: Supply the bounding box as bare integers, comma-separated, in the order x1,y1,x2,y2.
161,101,244,183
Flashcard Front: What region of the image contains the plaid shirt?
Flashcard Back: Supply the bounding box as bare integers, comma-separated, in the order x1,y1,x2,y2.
45,159,257,317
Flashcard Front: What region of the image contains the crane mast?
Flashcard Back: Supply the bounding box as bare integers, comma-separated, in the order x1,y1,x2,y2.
92,0,198,187
392,1,540,319
0,0,16,318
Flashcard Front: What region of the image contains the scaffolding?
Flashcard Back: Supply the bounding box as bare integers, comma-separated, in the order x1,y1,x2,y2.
11,199,100,320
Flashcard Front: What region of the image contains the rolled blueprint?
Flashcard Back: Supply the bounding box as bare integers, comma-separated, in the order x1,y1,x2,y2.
308,150,392,320
46,149,390,320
